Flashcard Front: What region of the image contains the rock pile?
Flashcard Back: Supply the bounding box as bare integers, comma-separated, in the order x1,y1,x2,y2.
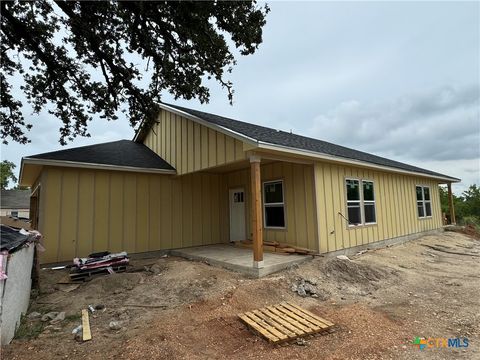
291,277,328,300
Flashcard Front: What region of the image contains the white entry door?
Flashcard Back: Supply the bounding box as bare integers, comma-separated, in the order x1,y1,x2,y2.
229,188,246,242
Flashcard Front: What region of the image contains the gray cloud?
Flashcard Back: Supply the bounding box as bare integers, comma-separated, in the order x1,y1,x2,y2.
307,84,480,162
1,1,478,195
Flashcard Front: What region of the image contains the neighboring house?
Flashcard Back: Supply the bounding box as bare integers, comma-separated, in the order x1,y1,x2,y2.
0,190,30,218
19,103,459,264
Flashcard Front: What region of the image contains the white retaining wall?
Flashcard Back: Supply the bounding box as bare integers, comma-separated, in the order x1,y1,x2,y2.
0,244,34,345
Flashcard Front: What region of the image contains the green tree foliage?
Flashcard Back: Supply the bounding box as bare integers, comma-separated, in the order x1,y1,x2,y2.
1,1,269,144
461,184,480,217
439,186,450,214
0,160,17,189
440,184,480,224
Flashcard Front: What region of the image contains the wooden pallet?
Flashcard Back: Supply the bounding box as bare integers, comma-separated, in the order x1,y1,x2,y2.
238,302,334,344
69,265,127,281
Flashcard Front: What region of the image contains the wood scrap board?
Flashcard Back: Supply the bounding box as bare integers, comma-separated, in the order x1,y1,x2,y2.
235,240,315,255
238,302,334,344
81,309,92,341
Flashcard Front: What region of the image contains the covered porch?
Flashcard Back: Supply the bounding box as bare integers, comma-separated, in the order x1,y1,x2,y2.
170,244,311,278
193,152,318,275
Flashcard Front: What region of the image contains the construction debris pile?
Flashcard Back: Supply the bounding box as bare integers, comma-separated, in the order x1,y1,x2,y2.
70,251,129,281
0,224,43,281
0,224,41,254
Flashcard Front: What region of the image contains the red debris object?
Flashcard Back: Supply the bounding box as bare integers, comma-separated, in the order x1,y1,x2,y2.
70,251,129,281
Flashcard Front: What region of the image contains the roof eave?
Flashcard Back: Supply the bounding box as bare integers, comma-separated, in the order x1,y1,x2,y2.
133,103,459,183
21,158,176,176
257,142,460,183
19,157,26,186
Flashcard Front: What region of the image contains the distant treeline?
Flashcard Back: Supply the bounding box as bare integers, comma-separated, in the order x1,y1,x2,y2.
440,184,480,228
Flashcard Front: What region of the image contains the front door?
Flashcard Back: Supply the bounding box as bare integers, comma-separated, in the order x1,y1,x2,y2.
229,188,246,241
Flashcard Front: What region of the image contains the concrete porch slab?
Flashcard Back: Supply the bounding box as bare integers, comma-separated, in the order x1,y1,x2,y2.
170,244,312,278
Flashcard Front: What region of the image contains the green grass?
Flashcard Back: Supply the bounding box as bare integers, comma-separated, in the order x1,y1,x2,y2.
14,316,45,340
64,313,82,322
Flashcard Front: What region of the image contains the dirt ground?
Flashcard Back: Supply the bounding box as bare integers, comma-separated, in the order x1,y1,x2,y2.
2,231,479,360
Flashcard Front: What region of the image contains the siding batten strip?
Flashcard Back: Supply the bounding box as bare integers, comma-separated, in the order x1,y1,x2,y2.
57,171,64,262
107,173,111,252
75,171,80,258
91,172,96,257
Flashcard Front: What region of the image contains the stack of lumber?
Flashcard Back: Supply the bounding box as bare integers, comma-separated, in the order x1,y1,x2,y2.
234,240,316,255
69,251,129,281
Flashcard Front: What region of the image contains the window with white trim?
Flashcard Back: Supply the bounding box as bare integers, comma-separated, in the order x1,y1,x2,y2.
416,186,432,218
346,179,376,226
363,181,376,223
346,179,361,225
263,180,285,228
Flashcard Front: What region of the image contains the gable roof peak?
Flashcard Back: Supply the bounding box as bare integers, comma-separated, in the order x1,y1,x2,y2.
147,102,459,182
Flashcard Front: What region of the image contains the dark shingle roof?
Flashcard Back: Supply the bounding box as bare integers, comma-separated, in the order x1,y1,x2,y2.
26,140,174,171
161,103,458,181
1,190,30,209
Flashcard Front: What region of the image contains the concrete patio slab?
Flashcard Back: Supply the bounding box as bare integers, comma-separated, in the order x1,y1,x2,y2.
170,244,312,277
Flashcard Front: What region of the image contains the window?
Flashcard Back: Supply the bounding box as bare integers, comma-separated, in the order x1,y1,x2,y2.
10,211,18,218
363,181,376,223
233,191,244,203
416,186,432,218
346,180,361,225
263,180,285,228
345,179,376,226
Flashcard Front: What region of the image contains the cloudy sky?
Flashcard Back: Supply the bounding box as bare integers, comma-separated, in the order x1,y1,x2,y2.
2,1,479,194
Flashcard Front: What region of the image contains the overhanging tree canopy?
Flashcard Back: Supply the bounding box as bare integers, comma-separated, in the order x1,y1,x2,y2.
1,1,269,144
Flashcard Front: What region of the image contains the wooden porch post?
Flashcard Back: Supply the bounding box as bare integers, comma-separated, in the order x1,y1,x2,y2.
447,182,456,225
250,155,263,268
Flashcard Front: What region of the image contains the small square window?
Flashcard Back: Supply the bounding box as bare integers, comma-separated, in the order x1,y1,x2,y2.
234,192,244,203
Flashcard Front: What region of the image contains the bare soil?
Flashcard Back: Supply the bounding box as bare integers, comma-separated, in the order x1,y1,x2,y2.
2,231,479,360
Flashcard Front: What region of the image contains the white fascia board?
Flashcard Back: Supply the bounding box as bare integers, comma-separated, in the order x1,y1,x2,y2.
21,158,177,175
18,158,27,186
134,103,259,147
257,142,460,183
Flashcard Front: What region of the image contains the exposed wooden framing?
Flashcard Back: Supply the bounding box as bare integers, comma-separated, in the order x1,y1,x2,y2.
250,155,263,267
447,182,456,225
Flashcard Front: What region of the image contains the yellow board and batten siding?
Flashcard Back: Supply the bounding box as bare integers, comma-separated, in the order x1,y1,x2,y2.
35,103,446,262
313,161,443,253
143,109,248,174
38,166,229,263
224,162,318,252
